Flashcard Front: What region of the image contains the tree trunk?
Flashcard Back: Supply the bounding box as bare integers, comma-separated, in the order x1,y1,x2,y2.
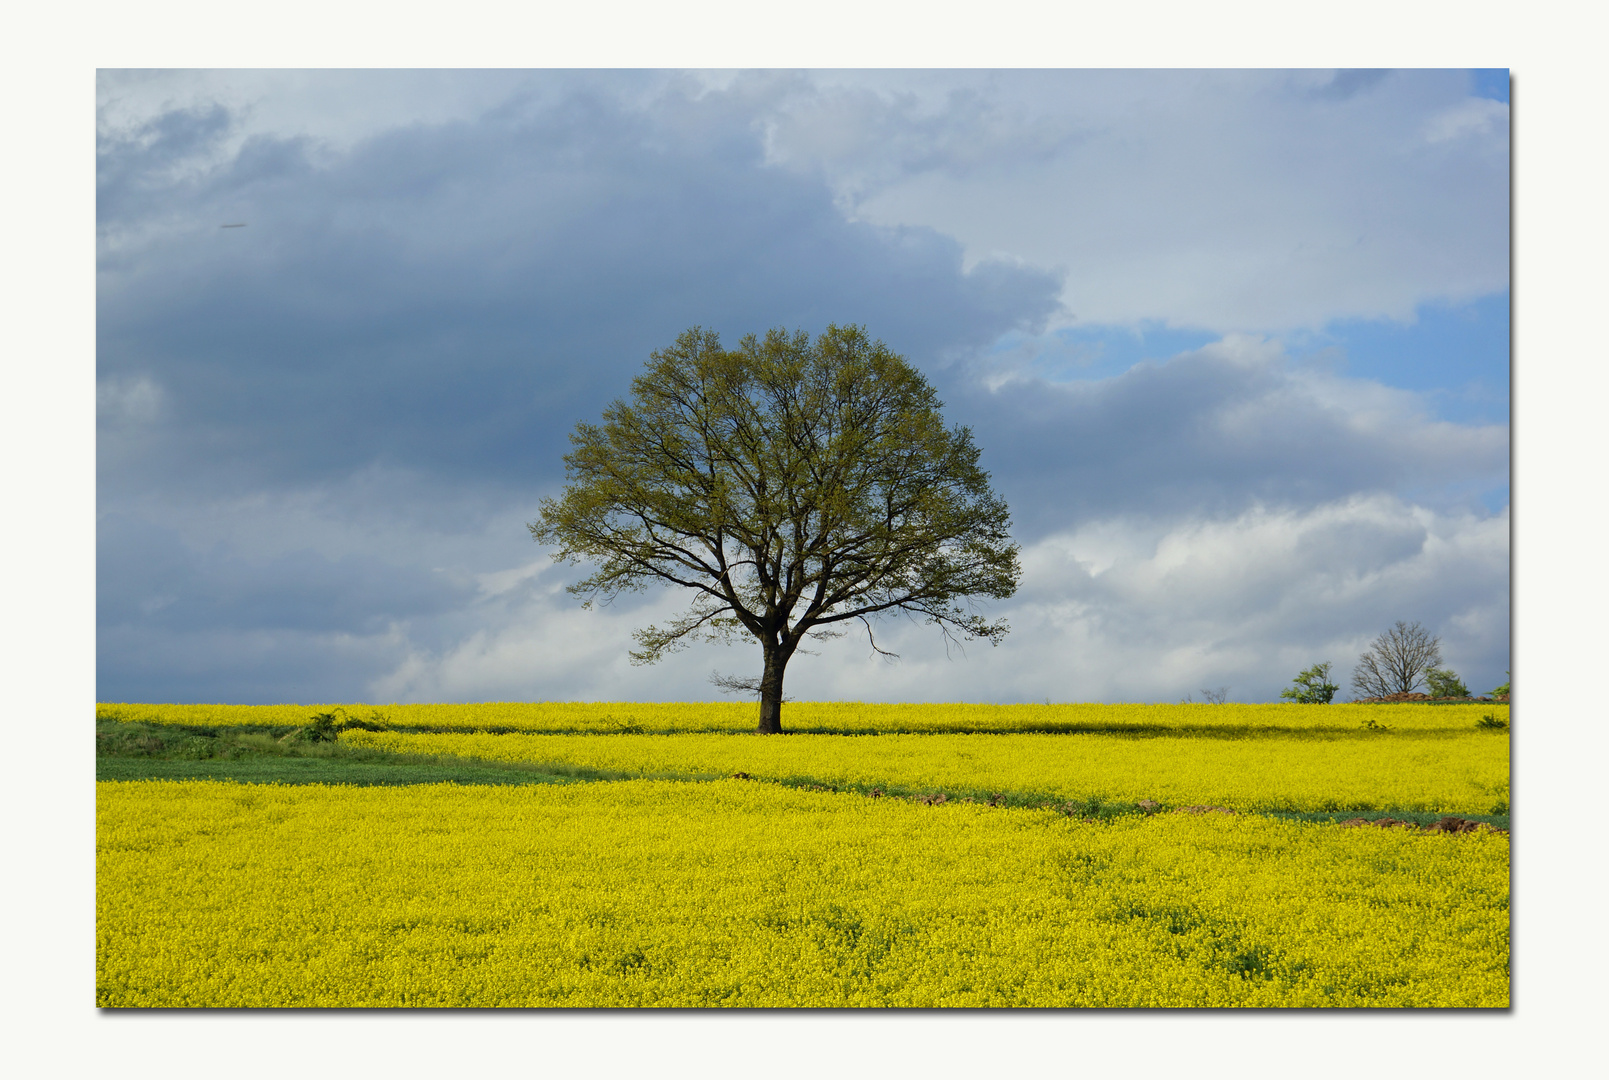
756,644,786,734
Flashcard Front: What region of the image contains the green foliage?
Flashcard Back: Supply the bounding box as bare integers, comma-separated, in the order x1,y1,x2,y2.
287,713,342,744
1425,668,1470,699
1223,944,1275,981
1491,671,1510,698
1476,714,1509,732
288,707,391,744
1279,662,1338,704
95,718,618,787
174,736,218,760
531,324,1021,733
95,757,586,787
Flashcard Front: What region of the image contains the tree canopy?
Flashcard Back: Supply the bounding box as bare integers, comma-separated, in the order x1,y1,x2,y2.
1280,662,1339,704
530,324,1021,733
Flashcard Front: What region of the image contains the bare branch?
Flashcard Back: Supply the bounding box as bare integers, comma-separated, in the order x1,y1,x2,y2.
858,614,900,660
1350,621,1443,699
708,671,763,696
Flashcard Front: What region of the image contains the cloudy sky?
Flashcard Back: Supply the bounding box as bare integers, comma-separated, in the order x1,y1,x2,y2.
95,68,1510,705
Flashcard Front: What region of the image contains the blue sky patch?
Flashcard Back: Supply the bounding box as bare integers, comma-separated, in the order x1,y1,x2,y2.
1472,69,1511,103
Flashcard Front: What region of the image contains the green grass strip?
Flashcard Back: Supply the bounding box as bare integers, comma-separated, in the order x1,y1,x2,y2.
94,757,583,787
94,718,1510,829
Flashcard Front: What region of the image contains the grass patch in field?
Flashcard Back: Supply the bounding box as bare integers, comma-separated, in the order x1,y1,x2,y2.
726,777,1511,828
95,719,1511,829
1258,808,1510,830
733,775,1147,818
95,720,632,787
94,757,590,787
343,728,1509,818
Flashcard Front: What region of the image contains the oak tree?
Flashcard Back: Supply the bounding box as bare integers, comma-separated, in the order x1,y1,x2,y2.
530,324,1021,733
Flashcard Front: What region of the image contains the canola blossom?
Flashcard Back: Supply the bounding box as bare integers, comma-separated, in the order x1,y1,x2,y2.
97,779,1508,1008
96,700,1506,735
338,729,1509,815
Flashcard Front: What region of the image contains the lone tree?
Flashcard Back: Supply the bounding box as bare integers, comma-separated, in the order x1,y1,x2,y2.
1350,621,1443,699
530,324,1022,733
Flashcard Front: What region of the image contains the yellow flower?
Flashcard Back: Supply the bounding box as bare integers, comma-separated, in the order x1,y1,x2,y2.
98,779,1508,1008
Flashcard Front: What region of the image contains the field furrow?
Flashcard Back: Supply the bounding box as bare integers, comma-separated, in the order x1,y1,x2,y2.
337,729,1510,815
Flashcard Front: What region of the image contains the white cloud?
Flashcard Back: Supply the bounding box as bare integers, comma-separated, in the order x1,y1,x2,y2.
1424,97,1509,145
96,320,1507,707
960,332,1507,538
92,70,1508,708
791,494,1508,705
96,375,165,426
750,69,1508,332
98,69,1508,337
473,559,552,600
358,492,1507,707
365,582,738,705
96,69,542,165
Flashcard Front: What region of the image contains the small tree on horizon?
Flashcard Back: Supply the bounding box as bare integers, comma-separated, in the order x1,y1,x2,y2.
1350,621,1443,699
1280,662,1339,704
530,324,1022,734
1424,667,1470,699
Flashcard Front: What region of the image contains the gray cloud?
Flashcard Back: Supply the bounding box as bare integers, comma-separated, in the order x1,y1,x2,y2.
95,73,1065,702
1308,69,1392,101
97,515,470,636
96,514,477,704
754,69,1508,331
95,71,1507,706
98,623,414,706
945,335,1507,540
98,80,1062,506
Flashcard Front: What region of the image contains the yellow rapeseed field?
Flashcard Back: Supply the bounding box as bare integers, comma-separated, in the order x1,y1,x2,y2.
338,728,1509,814
96,779,1508,1008
96,700,1506,735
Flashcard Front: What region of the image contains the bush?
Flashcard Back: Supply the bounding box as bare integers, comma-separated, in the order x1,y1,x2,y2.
174,736,218,760
1425,668,1470,700
282,715,340,745
1280,663,1338,704
286,708,392,743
